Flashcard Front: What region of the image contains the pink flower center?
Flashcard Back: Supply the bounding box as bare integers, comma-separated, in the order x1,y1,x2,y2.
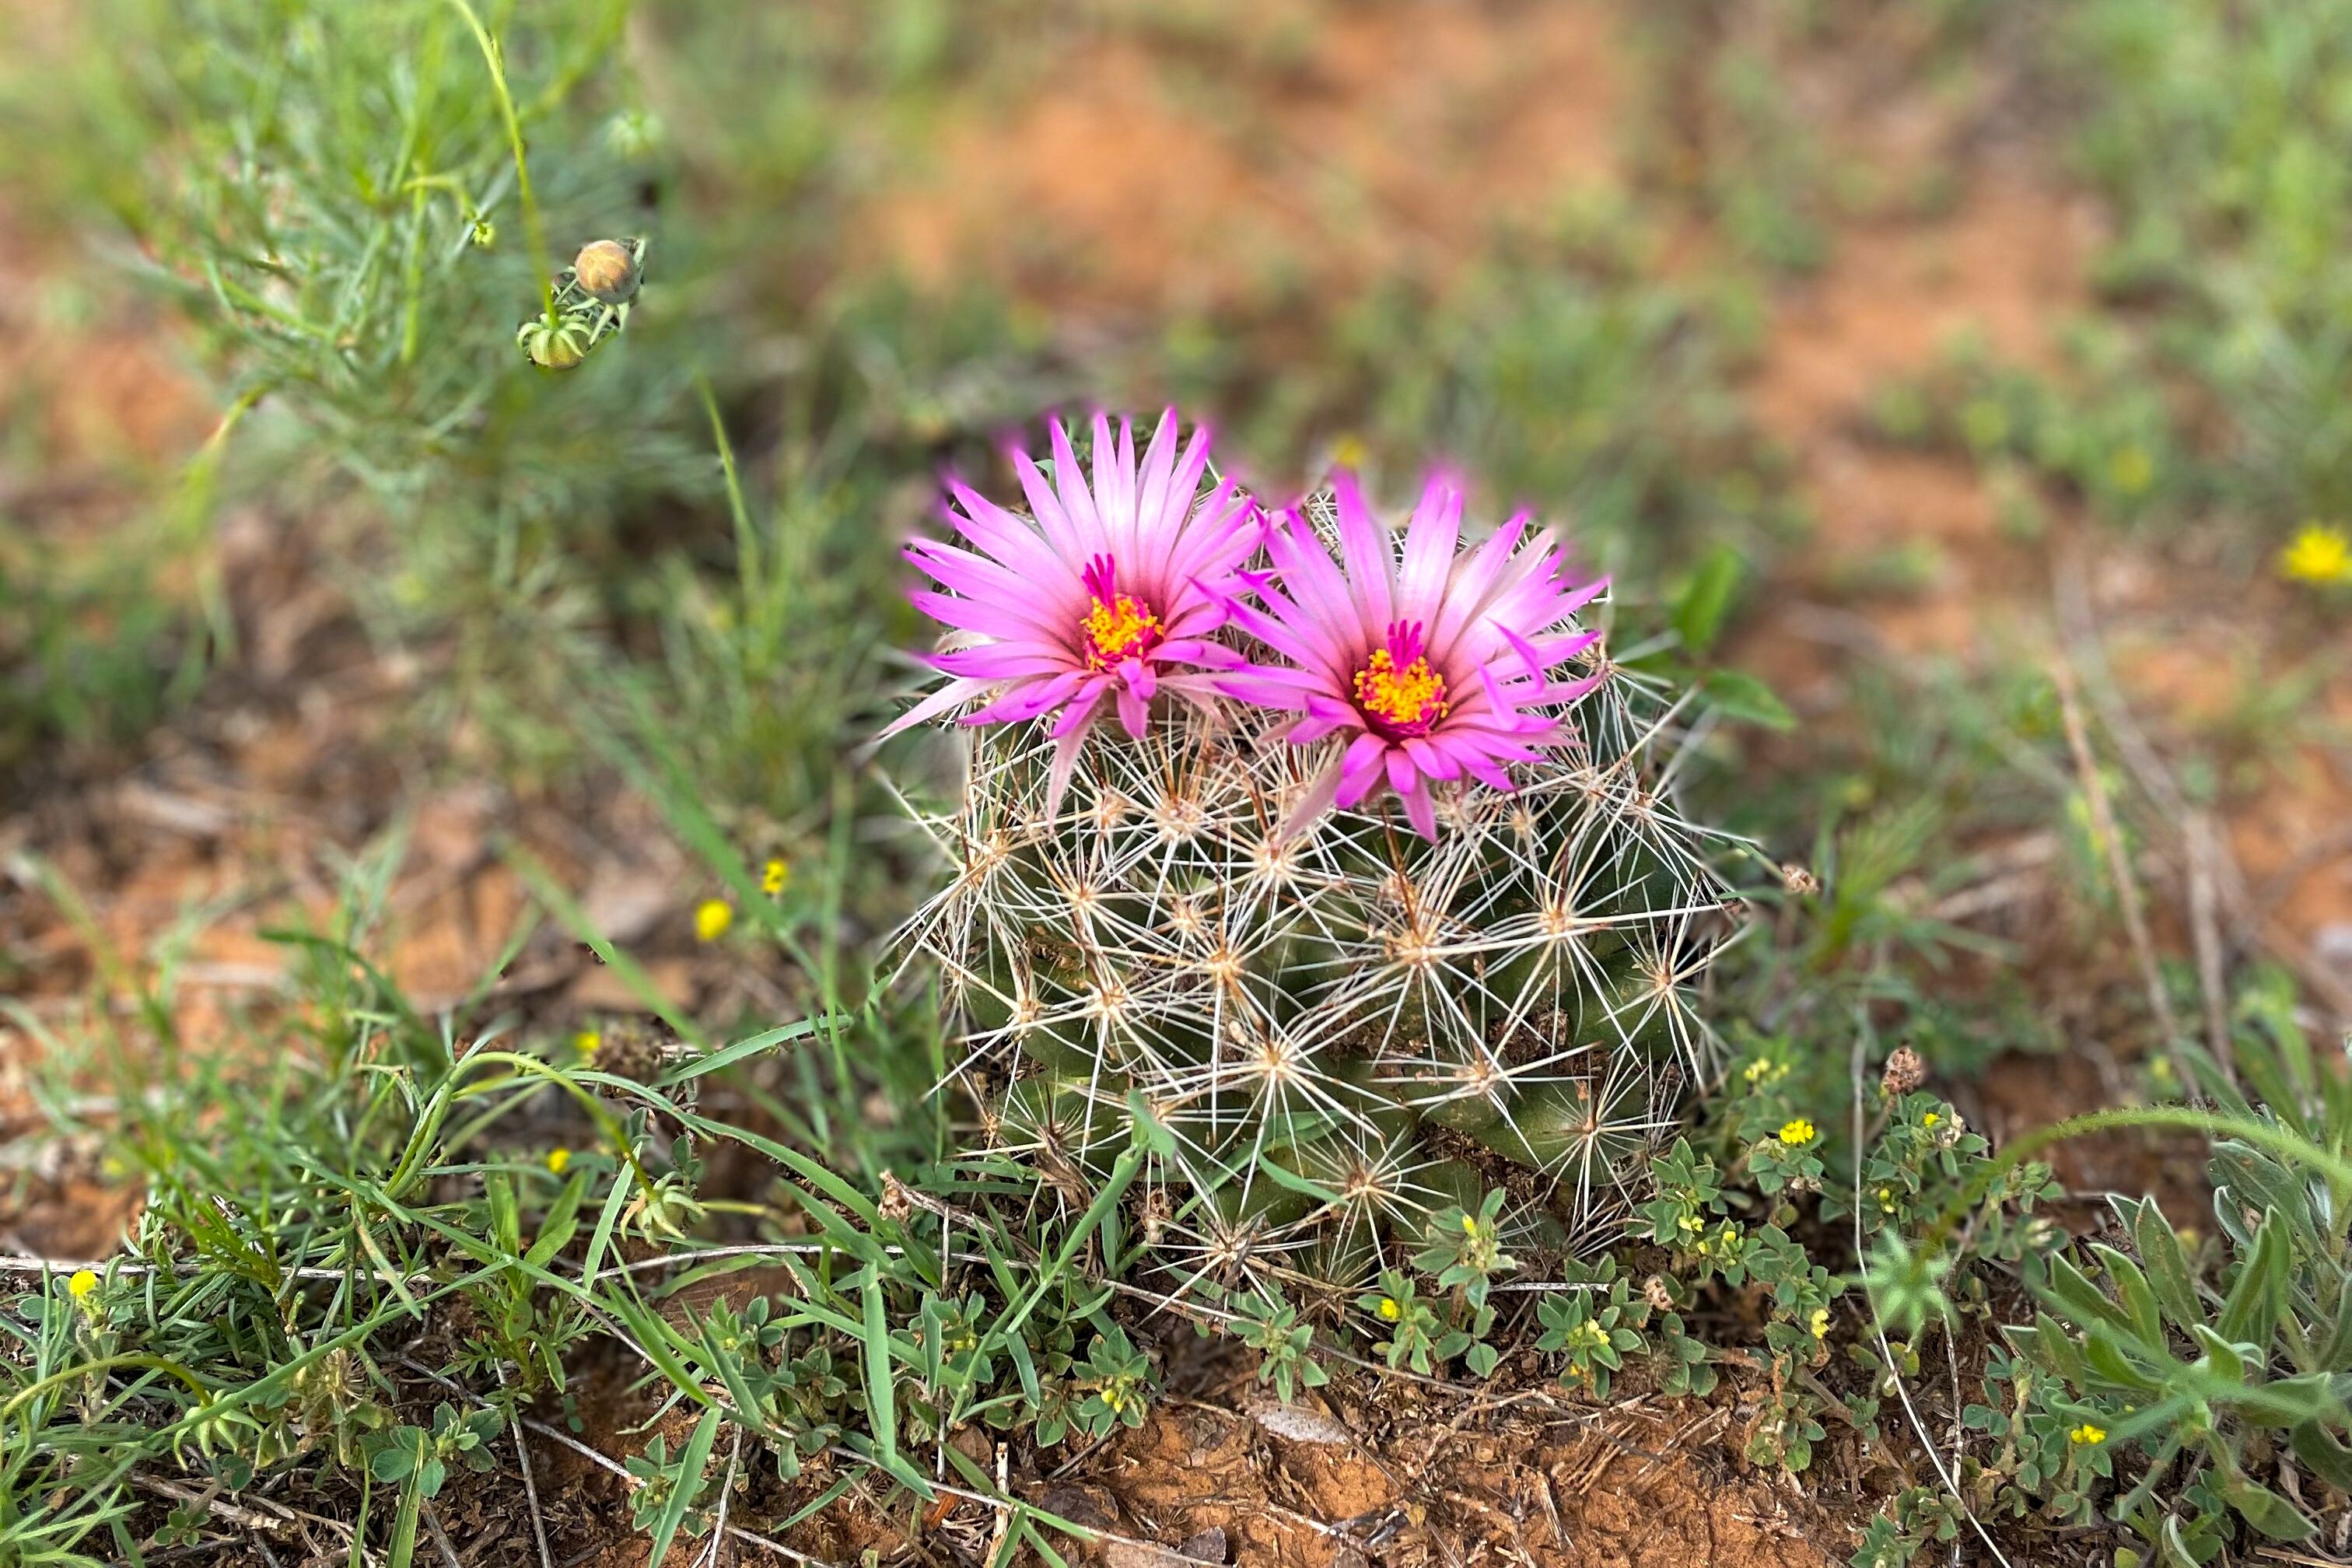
1078,555,1162,671
1353,621,1449,739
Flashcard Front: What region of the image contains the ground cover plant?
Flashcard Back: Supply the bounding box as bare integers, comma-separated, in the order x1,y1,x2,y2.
3,1,2350,1565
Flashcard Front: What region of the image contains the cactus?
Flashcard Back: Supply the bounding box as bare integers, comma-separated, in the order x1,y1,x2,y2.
889,415,1734,1303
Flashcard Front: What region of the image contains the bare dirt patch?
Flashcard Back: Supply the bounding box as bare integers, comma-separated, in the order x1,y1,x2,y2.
859,0,1624,313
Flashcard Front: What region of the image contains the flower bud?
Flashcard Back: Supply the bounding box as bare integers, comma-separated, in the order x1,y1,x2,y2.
1881,1046,1926,1096
517,316,589,369
573,239,639,304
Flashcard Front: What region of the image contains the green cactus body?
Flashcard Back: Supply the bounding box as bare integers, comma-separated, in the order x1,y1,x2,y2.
901,491,1734,1302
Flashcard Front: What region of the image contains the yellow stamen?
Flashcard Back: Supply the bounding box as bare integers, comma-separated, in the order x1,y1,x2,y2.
1353,648,1448,730
1080,593,1160,669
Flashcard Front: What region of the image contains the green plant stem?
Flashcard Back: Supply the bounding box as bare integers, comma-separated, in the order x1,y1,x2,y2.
446,0,557,328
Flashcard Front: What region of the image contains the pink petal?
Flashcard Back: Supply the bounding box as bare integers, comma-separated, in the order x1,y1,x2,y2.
1398,474,1464,621
1399,779,1439,841
1331,471,1395,632
1334,733,1391,809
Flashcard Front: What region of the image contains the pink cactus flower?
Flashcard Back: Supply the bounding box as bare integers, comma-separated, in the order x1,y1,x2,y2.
883,411,1258,811
1214,471,1606,839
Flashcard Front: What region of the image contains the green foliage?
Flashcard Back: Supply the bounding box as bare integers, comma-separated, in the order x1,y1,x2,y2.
1535,1260,1647,1399
369,1405,502,1568
2057,0,2352,536
1324,229,1788,576
1981,973,2352,1554
1851,1485,1964,1568
1228,1289,1329,1405
1359,1272,1450,1377
0,538,206,775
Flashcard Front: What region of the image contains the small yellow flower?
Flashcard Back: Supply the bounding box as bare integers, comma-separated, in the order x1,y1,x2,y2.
1921,1111,1941,1129
1566,1319,1610,1353
571,1029,600,1057
694,899,733,941
67,1269,100,1303
1777,1118,1817,1148
1743,1059,1770,1084
546,1148,572,1175
1808,1307,1830,1340
1461,1213,1480,1237
2280,523,2352,586
1377,1297,1402,1321
761,858,790,897
2107,444,2154,497
2069,1423,2105,1446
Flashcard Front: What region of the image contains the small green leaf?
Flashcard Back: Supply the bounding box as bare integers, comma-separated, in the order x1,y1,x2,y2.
2044,1251,2138,1339
2292,1421,2352,1493
371,1440,418,1485
2123,1198,2203,1335
1698,669,1795,730
2224,1475,2316,1541
525,1172,587,1267
1674,546,1745,658
1125,1088,1177,1156
645,1407,722,1564
2214,1208,2287,1346
2089,1244,2163,1346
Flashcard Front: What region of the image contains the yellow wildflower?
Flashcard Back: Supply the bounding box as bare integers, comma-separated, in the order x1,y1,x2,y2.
546,1148,572,1175
1808,1307,1829,1340
571,1029,600,1056
761,858,790,897
2069,1423,2105,1446
2280,523,2352,586
1461,1213,1480,1237
1377,1297,1402,1321
694,899,733,941
1565,1320,1610,1353
1922,1111,1941,1129
1777,1118,1817,1149
67,1269,100,1303
2107,444,2154,497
